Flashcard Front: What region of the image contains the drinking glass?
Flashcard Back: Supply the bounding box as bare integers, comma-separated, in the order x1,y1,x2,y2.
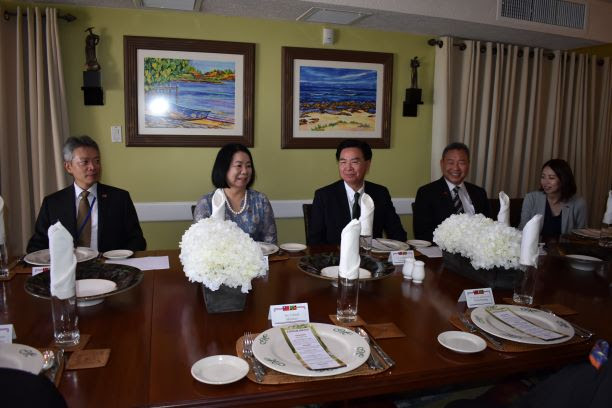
51,293,80,346
336,276,359,322
359,235,372,254
513,265,537,305
599,223,612,248
0,244,8,278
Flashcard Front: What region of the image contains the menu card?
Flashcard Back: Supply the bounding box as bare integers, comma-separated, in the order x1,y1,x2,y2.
280,324,346,371
486,307,568,341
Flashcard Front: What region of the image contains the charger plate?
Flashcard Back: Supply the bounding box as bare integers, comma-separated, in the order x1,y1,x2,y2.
298,253,395,282
24,247,98,266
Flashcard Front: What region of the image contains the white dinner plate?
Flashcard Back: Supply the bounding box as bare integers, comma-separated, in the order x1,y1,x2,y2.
471,305,574,345
24,247,98,266
190,355,249,385
257,242,279,256
437,331,486,354
103,249,134,260
565,254,603,271
0,343,44,374
371,238,410,253
252,323,370,377
279,243,307,252
320,266,372,279
571,228,601,239
407,240,432,248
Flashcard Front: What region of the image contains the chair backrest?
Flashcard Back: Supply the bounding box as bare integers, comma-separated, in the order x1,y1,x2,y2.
302,203,312,245
488,198,523,228
191,205,196,219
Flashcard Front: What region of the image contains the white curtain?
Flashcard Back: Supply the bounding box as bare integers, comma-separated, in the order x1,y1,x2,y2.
0,6,69,256
431,37,612,225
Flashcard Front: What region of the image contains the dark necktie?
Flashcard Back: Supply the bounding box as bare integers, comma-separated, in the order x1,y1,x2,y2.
352,192,361,220
76,191,92,247
452,186,464,214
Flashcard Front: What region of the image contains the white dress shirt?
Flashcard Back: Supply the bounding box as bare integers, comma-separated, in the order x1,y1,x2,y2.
444,179,475,215
73,183,99,251
344,182,365,219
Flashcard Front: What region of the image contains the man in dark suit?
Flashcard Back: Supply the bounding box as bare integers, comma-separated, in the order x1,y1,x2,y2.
308,139,407,245
413,142,490,242
27,136,146,253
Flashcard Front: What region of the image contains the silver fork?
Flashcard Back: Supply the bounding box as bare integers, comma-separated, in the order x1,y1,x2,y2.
458,314,505,350
242,332,264,382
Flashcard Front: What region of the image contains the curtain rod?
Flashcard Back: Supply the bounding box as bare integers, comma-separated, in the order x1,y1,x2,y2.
428,38,606,66
3,10,77,22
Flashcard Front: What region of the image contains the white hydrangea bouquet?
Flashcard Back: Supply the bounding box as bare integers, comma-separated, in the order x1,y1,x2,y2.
433,213,521,270
179,218,266,293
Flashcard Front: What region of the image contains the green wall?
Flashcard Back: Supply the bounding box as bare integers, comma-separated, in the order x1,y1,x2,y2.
7,2,434,249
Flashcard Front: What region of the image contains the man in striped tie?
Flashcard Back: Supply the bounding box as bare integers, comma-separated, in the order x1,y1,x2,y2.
413,142,491,242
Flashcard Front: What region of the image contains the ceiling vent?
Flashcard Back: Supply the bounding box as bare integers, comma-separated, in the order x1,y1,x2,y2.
499,0,586,29
296,7,371,25
135,0,203,11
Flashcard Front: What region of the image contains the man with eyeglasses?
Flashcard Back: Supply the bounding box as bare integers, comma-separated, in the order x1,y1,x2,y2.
308,139,406,245
26,135,146,253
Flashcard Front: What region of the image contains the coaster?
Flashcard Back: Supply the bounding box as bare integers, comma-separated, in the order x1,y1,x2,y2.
540,303,578,316
49,333,91,352
328,314,366,327
66,349,110,370
502,297,540,308
364,322,406,339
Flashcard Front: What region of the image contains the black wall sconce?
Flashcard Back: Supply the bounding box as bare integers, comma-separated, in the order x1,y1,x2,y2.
403,57,423,117
81,27,103,105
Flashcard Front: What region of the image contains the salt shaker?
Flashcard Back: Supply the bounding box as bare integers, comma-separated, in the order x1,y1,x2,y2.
402,258,414,280
412,260,425,283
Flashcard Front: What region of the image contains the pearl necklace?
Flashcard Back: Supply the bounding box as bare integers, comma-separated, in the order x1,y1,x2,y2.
225,189,248,215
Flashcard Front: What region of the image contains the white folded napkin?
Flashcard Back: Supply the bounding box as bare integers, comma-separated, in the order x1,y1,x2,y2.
0,195,5,245
49,221,77,300
359,193,374,236
497,191,510,226
211,188,226,220
338,219,361,279
519,214,543,267
603,190,612,224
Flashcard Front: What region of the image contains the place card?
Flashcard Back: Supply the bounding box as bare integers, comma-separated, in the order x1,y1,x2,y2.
269,303,309,327
280,324,346,371
0,324,15,343
486,307,567,341
388,250,414,265
32,266,50,276
458,288,495,308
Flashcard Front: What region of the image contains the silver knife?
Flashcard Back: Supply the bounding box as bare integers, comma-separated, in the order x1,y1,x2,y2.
367,336,395,367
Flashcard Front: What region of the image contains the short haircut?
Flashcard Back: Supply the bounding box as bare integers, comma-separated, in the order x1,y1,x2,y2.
442,142,470,161
541,159,577,201
335,139,372,161
63,136,99,162
211,143,256,189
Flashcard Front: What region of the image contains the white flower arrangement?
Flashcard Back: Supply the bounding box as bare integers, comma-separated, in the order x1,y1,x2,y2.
433,213,521,270
179,218,266,293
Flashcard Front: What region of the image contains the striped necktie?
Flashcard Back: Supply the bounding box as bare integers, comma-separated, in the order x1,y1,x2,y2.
352,192,361,219
452,186,464,214
76,191,92,247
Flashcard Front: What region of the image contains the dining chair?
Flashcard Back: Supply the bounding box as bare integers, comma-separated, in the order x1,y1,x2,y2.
302,203,312,245
488,198,523,228
0,368,67,407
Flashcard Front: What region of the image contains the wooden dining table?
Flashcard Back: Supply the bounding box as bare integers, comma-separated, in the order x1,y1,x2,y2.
1,245,610,407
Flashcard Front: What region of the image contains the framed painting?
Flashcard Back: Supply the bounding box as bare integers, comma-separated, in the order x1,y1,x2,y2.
281,47,393,149
124,36,255,147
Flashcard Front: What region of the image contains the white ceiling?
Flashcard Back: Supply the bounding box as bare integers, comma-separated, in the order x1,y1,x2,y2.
20,0,612,50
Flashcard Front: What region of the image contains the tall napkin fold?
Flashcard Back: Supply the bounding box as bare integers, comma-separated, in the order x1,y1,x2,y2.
338,219,361,279
603,190,612,224
359,193,375,236
0,195,5,245
520,214,543,267
497,191,510,226
49,221,77,300
211,188,226,220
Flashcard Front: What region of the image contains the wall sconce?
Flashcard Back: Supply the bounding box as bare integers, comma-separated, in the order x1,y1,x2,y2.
403,57,423,117
322,28,335,45
81,27,104,105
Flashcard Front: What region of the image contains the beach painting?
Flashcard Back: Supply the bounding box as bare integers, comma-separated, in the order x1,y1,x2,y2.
296,62,381,137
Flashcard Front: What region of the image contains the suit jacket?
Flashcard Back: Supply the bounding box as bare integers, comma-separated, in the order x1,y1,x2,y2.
519,190,587,234
413,177,491,242
27,183,146,253
308,180,407,245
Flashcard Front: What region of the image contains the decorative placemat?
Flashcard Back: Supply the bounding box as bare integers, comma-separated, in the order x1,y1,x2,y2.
49,334,91,352
365,323,406,339
449,313,589,353
328,314,366,327
234,335,390,385
66,348,110,370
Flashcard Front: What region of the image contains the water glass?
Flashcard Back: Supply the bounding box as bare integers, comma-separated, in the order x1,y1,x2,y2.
513,265,537,305
0,244,8,278
359,235,372,253
337,276,359,322
599,223,612,248
51,294,80,346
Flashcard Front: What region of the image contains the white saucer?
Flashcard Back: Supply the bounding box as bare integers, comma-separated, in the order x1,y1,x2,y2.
0,343,44,374
320,266,372,279
280,243,307,252
257,242,279,256
437,331,486,354
407,240,432,248
103,249,134,260
565,254,603,271
76,279,118,307
191,355,249,385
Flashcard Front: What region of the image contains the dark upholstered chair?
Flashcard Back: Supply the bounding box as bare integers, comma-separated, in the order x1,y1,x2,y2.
303,203,312,245
489,198,523,228
0,368,67,407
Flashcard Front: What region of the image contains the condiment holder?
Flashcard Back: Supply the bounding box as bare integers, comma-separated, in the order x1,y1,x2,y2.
402,258,414,280
412,261,425,283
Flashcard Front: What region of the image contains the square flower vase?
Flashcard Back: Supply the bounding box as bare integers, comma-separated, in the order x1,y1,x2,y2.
442,251,519,289
202,284,246,313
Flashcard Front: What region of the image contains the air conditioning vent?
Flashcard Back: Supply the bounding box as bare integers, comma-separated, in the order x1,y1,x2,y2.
500,0,586,29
